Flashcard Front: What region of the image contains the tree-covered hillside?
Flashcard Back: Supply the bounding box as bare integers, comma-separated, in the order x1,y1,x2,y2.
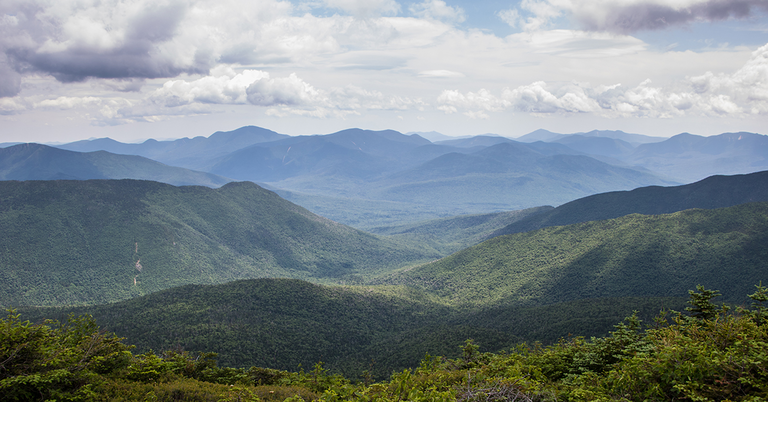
3,176,768,383
5,284,767,402
493,170,768,237
15,202,767,378
16,279,687,379
0,179,437,306
384,202,768,307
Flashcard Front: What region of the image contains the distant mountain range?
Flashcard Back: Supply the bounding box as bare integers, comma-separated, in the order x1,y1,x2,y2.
4,126,768,227
206,128,435,181
0,143,232,187
624,132,768,183
202,129,677,227
407,131,473,142
515,128,667,144
57,125,289,171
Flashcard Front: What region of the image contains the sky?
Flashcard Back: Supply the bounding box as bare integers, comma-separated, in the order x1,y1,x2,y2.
1,0,767,143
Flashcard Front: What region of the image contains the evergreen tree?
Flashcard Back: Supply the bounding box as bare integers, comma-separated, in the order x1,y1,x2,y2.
747,282,768,325
685,285,722,320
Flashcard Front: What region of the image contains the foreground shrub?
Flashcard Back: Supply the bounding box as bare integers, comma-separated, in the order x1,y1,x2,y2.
0,310,132,401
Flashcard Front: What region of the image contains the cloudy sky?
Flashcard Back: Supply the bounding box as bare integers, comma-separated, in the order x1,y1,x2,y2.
1,0,767,143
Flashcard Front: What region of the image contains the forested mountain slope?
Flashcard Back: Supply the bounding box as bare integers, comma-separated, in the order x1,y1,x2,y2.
366,170,768,271
384,202,768,307
8,287,767,402
493,170,768,237
18,279,451,378
0,179,437,306
16,202,766,377
17,279,687,379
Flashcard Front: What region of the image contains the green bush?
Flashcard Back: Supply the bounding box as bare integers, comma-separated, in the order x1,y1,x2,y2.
0,310,132,401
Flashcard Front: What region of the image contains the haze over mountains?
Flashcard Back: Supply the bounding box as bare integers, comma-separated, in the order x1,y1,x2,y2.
3,124,768,376
4,125,767,228
515,128,668,145
0,143,233,188
58,126,289,171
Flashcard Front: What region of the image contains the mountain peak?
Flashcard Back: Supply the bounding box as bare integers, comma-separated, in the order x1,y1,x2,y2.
578,130,666,144
515,129,566,143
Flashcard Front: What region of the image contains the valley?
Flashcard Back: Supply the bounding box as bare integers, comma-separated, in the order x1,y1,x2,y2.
2,125,768,400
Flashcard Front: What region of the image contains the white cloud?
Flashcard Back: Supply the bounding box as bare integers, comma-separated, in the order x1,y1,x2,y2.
0,97,25,115
437,88,510,115
246,73,325,106
497,9,522,28
0,0,351,92
1,0,766,138
684,42,768,114
149,67,325,109
519,0,565,32
134,67,427,121
419,70,465,78
503,81,602,113
409,1,466,23
151,67,267,106
511,29,646,58
322,0,400,17
2,0,204,84
35,96,102,110
437,42,768,118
